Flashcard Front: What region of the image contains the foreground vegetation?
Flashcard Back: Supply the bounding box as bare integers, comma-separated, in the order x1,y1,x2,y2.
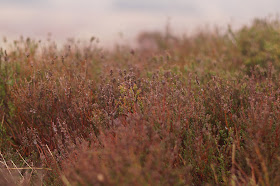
0,18,280,185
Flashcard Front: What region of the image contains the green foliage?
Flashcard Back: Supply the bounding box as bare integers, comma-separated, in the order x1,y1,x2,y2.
236,18,280,71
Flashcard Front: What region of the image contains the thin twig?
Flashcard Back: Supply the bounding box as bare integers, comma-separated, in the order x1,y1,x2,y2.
45,144,61,173
11,160,23,178
6,167,52,171
0,151,13,177
17,150,33,170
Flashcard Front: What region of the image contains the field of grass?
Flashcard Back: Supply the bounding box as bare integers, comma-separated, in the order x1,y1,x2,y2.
0,18,280,185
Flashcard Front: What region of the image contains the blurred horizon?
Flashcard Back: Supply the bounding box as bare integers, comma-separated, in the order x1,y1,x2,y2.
0,0,280,47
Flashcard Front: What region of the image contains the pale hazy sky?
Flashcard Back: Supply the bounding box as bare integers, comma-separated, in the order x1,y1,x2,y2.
0,0,279,46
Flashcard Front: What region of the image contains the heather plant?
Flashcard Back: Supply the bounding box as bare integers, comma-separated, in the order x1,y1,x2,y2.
63,121,191,186
0,18,280,185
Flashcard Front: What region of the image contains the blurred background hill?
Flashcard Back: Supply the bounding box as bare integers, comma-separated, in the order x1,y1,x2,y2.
0,0,280,47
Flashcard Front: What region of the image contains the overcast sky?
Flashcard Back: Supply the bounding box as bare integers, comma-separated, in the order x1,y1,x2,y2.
0,0,280,46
